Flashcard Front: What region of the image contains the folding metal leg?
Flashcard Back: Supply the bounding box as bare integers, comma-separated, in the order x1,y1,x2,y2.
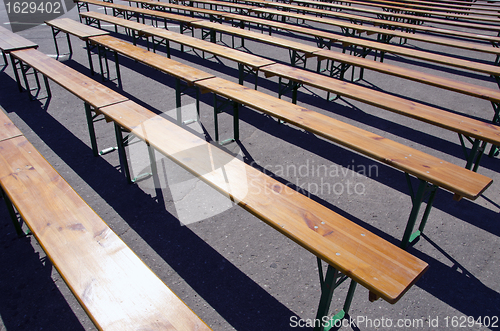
1,50,8,69
84,102,117,157
488,101,500,157
175,78,200,125
10,54,23,92
96,46,122,88
400,175,438,249
0,187,30,237
213,94,239,144
114,122,132,184
289,50,308,68
458,134,488,172
50,26,73,59
277,77,300,104
238,63,259,88
314,259,358,331
12,59,51,101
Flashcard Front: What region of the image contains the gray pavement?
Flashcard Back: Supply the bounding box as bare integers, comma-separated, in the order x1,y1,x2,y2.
0,1,499,330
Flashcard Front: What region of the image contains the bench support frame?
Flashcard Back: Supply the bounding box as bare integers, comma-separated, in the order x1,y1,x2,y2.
401,174,438,249
314,258,358,331
1,186,30,236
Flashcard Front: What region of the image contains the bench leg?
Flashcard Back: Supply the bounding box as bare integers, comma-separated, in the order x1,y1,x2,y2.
1,50,7,69
400,175,438,249
10,54,24,93
85,102,100,157
213,95,239,144
314,259,358,331
0,187,30,237
458,134,488,172
114,123,133,184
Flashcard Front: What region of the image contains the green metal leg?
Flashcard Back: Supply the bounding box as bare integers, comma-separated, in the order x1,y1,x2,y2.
459,134,487,172
400,175,438,249
0,187,30,236
314,259,358,331
85,102,99,157
213,95,239,144
114,123,132,184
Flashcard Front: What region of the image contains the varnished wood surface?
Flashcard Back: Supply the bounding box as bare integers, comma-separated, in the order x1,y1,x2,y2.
78,0,204,24
301,0,500,17
222,10,500,56
10,48,128,109
79,11,274,68
260,63,500,145
195,77,493,200
99,99,429,304
0,26,38,53
247,0,500,32
249,6,500,44
0,135,212,331
0,110,23,142
45,18,109,39
291,0,500,22
189,20,320,54
313,48,500,104
89,35,215,84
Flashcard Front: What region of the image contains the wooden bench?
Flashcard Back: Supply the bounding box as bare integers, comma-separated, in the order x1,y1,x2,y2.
288,0,500,22
8,48,129,157
0,110,212,331
298,0,500,17
59,15,500,172
75,12,500,168
0,26,38,66
78,12,274,84
152,1,500,77
38,17,495,249
97,98,429,330
232,0,500,33
1,48,430,329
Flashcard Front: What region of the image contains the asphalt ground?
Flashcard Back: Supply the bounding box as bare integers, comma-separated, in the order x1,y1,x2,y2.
0,1,499,330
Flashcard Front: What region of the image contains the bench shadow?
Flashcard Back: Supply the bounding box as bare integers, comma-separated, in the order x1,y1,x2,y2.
0,72,311,330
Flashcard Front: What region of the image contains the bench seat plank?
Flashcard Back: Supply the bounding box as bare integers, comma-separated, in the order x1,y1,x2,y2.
260,63,500,146
89,34,216,84
0,135,212,331
195,77,493,200
10,48,128,109
99,99,429,304
0,26,38,53
189,20,320,55
0,111,23,142
46,17,109,39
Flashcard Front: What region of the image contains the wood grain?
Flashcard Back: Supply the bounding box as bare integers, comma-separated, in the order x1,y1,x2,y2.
99,99,429,304
0,136,212,330
260,63,500,145
0,110,23,142
10,48,128,109
0,26,38,53
45,18,109,39
195,77,493,200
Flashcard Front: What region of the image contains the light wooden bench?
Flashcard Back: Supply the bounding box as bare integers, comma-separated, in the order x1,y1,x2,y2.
0,26,38,83
288,0,500,22
98,98,429,330
2,49,430,330
149,1,500,77
355,0,500,10
223,0,500,45
300,0,500,17
40,17,495,249
9,48,129,157
0,110,212,331
73,12,500,170
230,0,500,33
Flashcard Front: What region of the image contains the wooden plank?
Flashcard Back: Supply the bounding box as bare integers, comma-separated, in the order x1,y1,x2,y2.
195,77,493,200
10,48,128,109
0,110,23,142
260,63,500,145
0,135,212,331
45,18,109,39
80,11,157,33
99,99,429,304
141,26,276,68
249,7,500,44
0,26,38,53
190,20,319,54
313,48,500,104
339,37,500,76
88,35,215,84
